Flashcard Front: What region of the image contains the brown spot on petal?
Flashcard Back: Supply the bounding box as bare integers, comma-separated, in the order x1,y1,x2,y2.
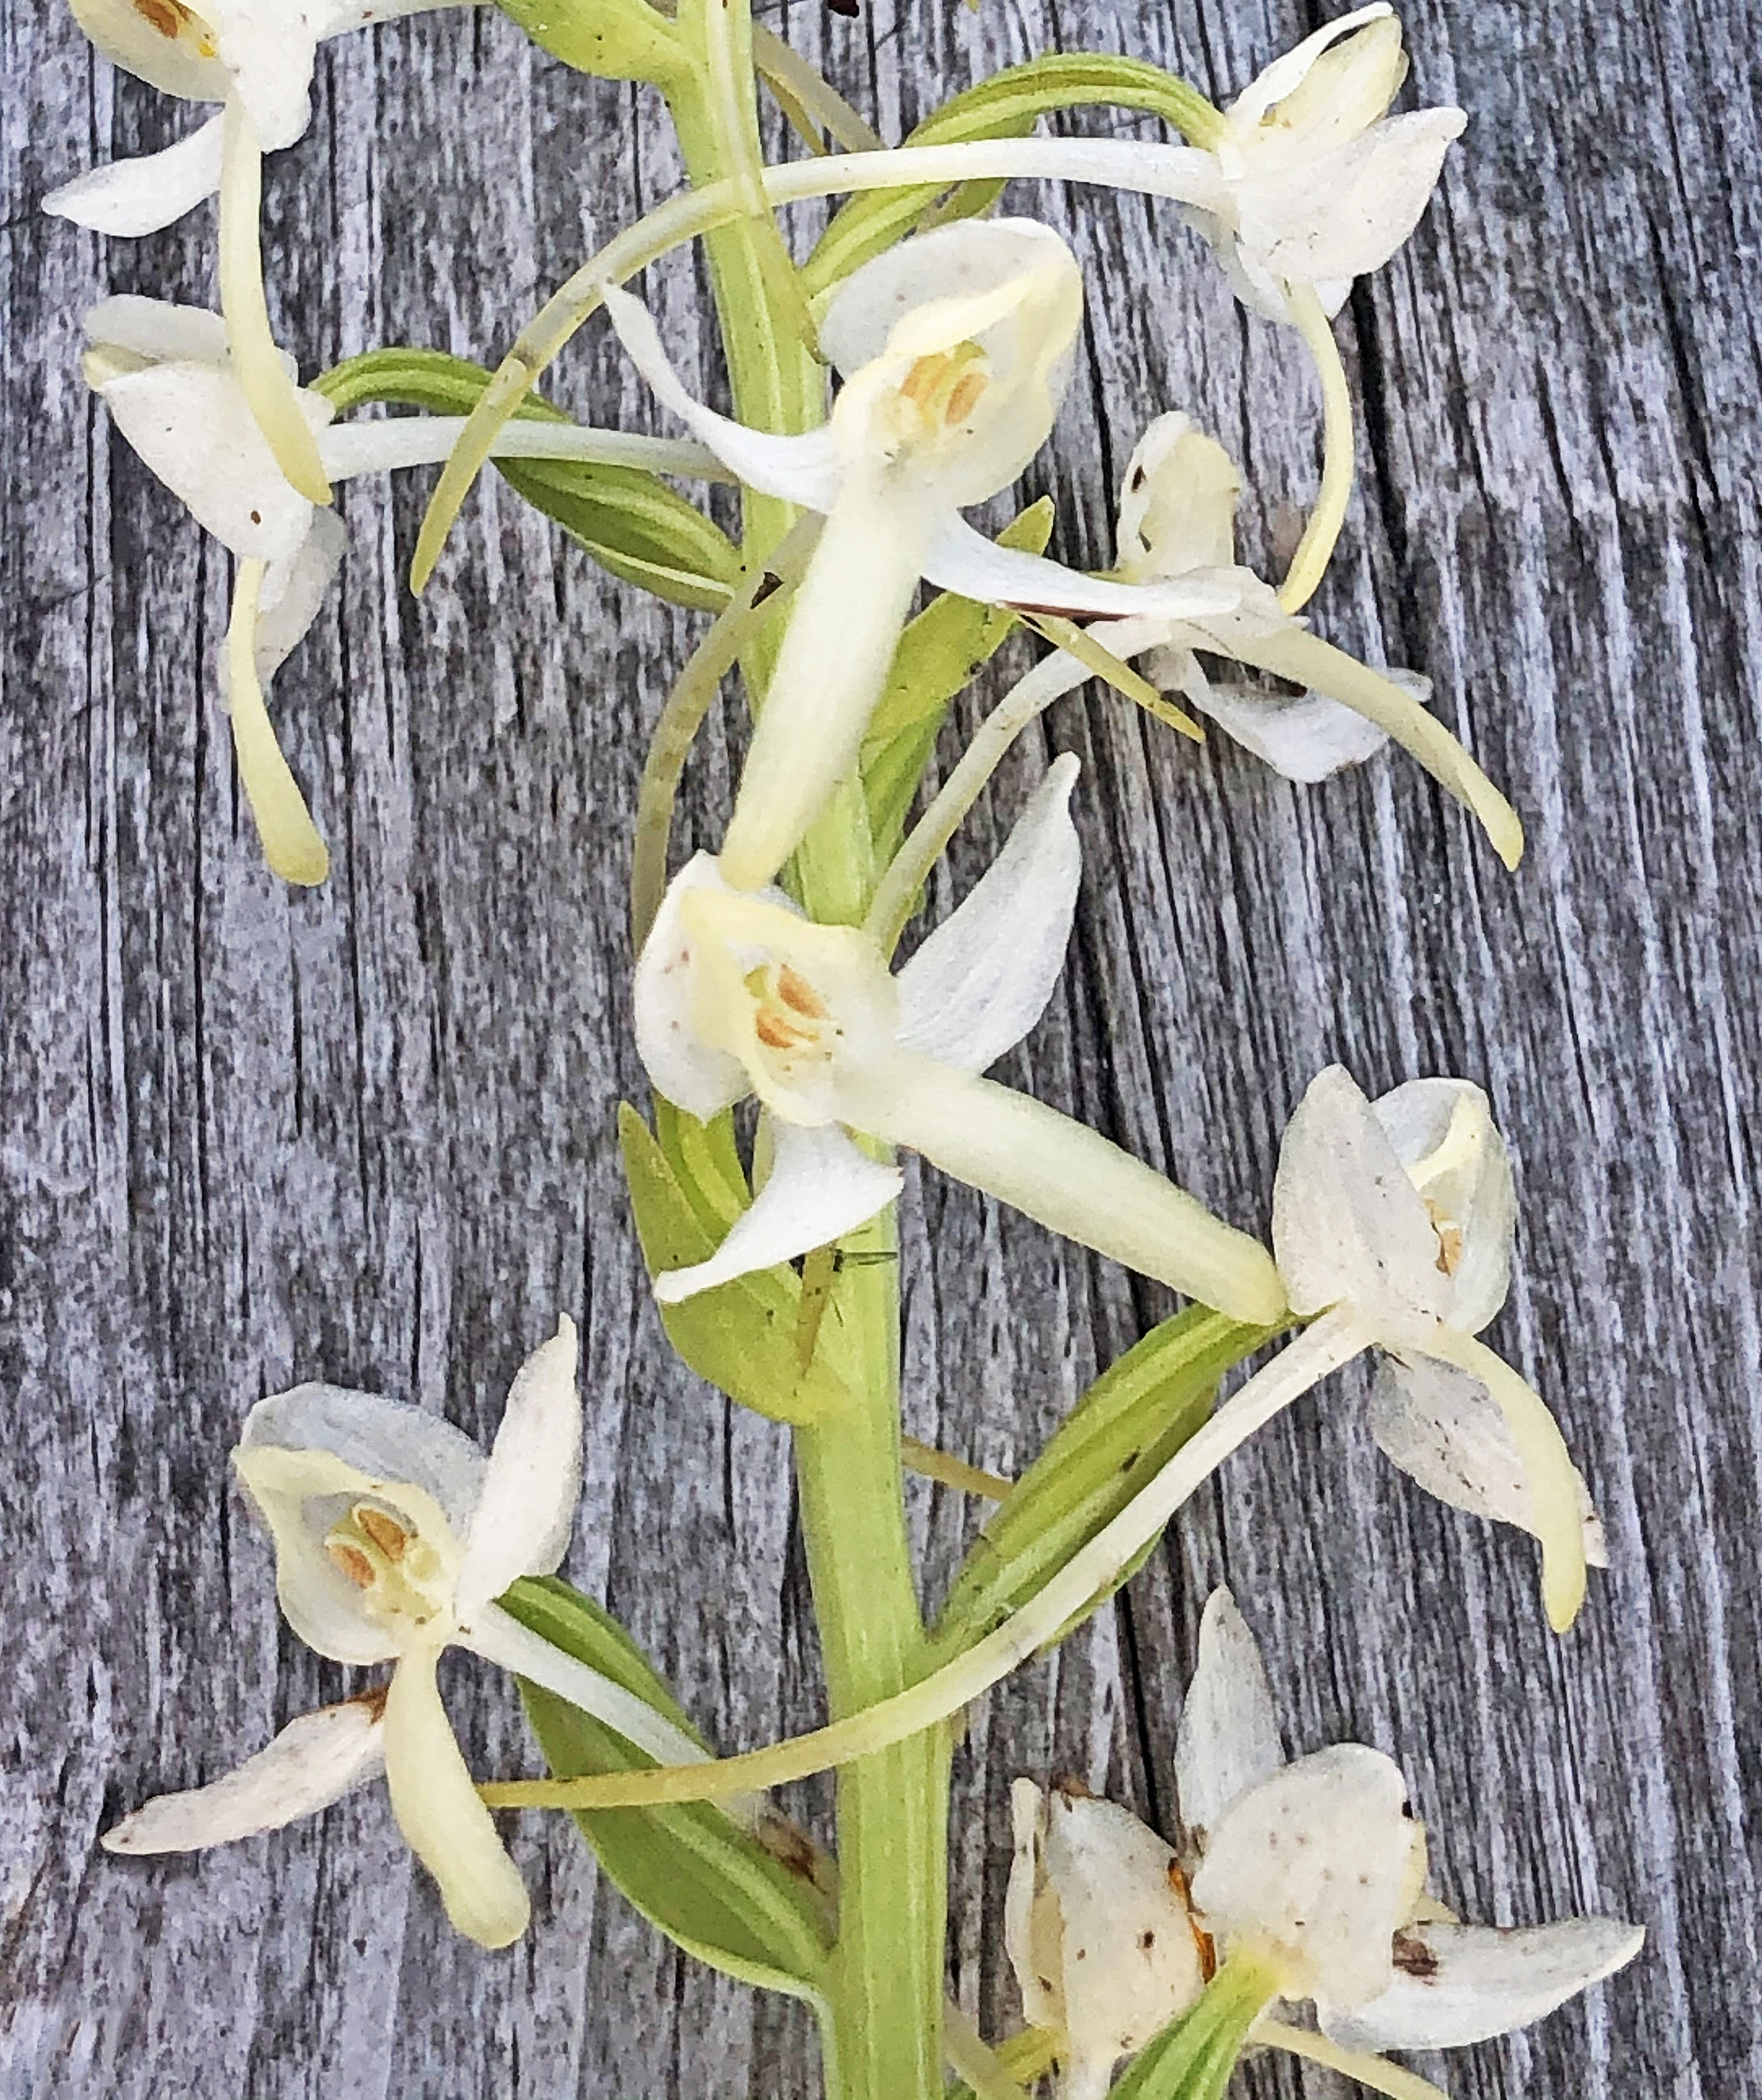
1393,1930,1441,1978
350,1683,391,1723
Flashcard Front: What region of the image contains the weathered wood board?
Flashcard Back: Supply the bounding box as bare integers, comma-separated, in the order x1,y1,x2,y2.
2,0,1759,2093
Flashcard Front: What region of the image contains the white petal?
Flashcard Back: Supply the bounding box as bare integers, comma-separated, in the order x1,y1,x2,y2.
84,292,230,367
94,360,326,561
66,0,230,100
1228,4,1395,129
1371,1079,1514,1334
600,282,843,509
1321,1917,1646,2053
652,1121,902,1303
1005,1781,1063,2027
836,1052,1287,1325
1247,111,1466,290
1043,1790,1206,2059
718,469,940,891
922,516,1246,622
1182,678,1394,783
1174,1588,1285,1847
895,754,1080,1073
101,1694,386,1853
1271,1065,1453,1343
254,506,345,679
205,0,318,151
235,1385,483,1664
456,1317,582,1612
633,855,765,1120
383,1642,531,1949
1370,1355,1608,1568
45,116,226,236
1116,414,1240,579
819,218,1079,375
1190,1743,1416,2009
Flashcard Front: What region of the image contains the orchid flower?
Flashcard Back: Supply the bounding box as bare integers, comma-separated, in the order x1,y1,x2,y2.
82,295,717,885
47,0,465,499
102,1317,708,1948
1006,1589,1643,2100
1273,1065,1603,1631
1186,4,1465,324
633,756,1286,1325
602,217,1250,892
867,414,1518,951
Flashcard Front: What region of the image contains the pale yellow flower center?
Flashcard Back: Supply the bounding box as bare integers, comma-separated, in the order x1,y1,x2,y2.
893,341,991,444
326,1501,453,1628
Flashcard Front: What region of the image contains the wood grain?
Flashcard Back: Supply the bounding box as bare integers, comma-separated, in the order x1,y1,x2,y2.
3,0,1758,2093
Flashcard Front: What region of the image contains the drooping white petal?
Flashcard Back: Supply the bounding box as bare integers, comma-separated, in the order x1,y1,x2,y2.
923,515,1245,623
1040,1786,1207,2078
92,358,327,561
1368,1354,1608,1568
895,755,1080,1073
254,508,345,680
101,1694,386,1853
382,1640,531,1949
1174,1588,1285,1847
44,116,227,236
1189,1743,1418,2011
1371,1078,1514,1334
1321,1917,1646,2053
652,1120,902,1303
1246,110,1467,291
600,282,843,509
456,1317,582,1614
223,557,330,885
632,854,759,1122
835,1050,1287,1325
464,1600,713,1773
717,466,942,891
84,292,232,369
1271,1065,1453,1344
1180,675,1395,784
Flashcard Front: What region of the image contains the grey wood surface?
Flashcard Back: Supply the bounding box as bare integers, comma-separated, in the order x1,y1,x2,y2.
4,0,1759,2093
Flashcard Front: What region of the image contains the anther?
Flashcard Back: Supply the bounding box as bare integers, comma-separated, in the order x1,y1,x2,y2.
356,1507,409,1560
327,1541,376,1589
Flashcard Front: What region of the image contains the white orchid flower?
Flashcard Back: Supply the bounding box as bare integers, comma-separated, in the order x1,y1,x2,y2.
102,1317,709,1948
81,294,717,885
1007,1589,1643,2099
1186,4,1466,322
46,0,462,501
633,757,1285,1325
866,415,1519,952
602,218,1249,892
1273,1065,1602,1631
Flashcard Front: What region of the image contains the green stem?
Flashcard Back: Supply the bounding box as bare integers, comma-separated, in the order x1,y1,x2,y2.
793,1205,947,2100
662,16,944,2099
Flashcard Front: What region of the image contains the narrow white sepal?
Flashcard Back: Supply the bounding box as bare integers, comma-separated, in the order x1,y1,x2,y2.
1321,1917,1646,2052
101,1695,386,1853
895,755,1081,1073
45,114,227,236
1174,1587,1286,1847
652,1121,902,1303
255,508,346,680
456,1317,582,1613
1183,675,1396,783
